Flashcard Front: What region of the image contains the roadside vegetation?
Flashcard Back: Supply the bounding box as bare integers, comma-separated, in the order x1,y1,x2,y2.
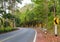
0,0,60,35
0,0,22,33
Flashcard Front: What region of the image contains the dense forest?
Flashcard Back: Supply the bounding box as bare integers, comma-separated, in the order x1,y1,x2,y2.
0,0,60,34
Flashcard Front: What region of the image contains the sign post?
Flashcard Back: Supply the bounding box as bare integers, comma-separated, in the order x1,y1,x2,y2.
55,24,57,36
54,18,59,36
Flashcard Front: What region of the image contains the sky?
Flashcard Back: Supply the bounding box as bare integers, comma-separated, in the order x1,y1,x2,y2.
17,0,32,8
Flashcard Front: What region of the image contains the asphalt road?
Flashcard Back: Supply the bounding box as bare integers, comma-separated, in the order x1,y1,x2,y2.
0,28,36,42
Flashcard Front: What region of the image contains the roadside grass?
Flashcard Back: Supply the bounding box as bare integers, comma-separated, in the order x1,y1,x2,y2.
57,25,60,35
0,27,17,34
47,25,60,36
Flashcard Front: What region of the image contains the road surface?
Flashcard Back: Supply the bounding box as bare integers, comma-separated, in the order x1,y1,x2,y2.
0,28,36,42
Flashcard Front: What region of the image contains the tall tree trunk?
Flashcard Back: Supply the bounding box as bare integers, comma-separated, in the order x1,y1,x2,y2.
54,0,56,17
44,0,48,28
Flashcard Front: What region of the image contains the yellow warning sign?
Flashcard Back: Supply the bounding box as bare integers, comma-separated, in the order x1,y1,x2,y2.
54,17,59,25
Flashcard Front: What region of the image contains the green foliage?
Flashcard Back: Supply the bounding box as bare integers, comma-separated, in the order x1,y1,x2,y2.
1,0,60,34
15,17,21,27
0,26,16,33
3,13,14,19
0,28,4,32
0,0,23,33
32,0,44,4
5,27,13,32
4,21,10,27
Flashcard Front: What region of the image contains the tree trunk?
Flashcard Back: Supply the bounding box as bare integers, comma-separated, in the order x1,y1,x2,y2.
44,0,48,28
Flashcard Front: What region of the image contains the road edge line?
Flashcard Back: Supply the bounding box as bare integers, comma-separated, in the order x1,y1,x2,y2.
33,30,37,42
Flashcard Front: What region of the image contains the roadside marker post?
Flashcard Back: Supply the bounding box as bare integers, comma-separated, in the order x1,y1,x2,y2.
54,17,59,37
55,24,57,36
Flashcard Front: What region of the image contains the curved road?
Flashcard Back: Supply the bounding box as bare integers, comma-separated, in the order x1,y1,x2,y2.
0,28,36,42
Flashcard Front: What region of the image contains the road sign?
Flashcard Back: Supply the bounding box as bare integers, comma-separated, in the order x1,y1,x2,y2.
54,17,59,25
54,17,59,36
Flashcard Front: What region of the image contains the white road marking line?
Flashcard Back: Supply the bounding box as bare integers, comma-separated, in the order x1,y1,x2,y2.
0,29,28,42
33,31,37,42
0,29,36,42
0,33,20,42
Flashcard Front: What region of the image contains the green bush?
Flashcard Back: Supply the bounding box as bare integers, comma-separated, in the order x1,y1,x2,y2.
0,28,4,33
0,26,17,33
